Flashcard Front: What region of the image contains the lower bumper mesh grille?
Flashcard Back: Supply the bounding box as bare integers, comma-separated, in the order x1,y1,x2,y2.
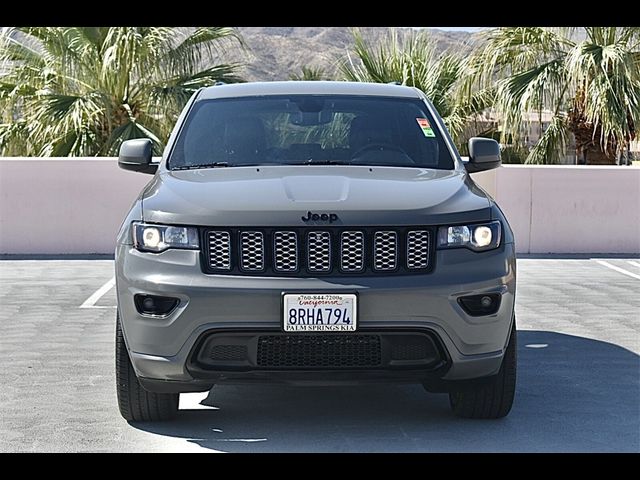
256,334,382,368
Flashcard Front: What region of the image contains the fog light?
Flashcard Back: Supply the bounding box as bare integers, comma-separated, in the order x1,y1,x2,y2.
458,293,501,316
134,294,179,316
480,296,493,308
142,297,155,311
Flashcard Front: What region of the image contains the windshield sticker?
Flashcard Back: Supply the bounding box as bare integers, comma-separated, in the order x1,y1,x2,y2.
416,118,436,137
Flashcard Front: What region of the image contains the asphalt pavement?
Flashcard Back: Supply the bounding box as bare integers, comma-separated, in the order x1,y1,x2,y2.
1,257,638,452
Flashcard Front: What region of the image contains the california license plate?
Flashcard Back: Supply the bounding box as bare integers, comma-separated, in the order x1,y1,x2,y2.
282,293,357,332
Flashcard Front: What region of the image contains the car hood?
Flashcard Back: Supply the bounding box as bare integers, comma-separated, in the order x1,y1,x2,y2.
142,165,492,226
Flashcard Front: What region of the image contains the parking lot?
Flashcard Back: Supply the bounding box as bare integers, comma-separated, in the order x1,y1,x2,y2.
0,257,638,452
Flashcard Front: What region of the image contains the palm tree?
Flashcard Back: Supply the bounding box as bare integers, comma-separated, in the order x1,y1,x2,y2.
339,28,494,147
470,27,640,164
0,27,245,156
289,66,328,81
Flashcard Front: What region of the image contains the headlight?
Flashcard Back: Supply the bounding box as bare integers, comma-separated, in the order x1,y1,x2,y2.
133,222,200,253
437,221,501,252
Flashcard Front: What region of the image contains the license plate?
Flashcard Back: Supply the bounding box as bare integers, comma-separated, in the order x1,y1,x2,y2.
282,293,357,332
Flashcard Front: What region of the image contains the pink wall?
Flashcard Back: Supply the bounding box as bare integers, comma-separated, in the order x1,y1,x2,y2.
472,165,640,254
0,158,150,254
0,159,638,254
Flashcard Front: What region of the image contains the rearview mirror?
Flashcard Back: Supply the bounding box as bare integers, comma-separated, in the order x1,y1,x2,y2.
465,137,501,173
118,139,157,174
289,110,334,126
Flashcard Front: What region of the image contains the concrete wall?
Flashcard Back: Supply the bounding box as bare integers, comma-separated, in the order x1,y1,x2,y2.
0,158,638,255
472,165,640,254
0,158,150,255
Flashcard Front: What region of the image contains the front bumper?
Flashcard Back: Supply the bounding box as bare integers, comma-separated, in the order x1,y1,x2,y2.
116,242,516,390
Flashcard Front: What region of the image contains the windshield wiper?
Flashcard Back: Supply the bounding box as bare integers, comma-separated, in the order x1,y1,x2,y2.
173,162,230,170
286,160,349,165
349,162,419,168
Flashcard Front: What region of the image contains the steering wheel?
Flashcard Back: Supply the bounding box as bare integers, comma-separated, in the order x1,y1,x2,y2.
350,143,410,161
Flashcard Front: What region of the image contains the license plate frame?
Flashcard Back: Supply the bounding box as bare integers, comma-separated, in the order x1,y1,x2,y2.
281,292,358,333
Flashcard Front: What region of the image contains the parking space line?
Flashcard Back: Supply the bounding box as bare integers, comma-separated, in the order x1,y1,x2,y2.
628,261,640,269
595,260,640,281
80,277,116,308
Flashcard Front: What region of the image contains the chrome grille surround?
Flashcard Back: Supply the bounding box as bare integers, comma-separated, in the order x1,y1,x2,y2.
239,231,265,271
407,230,431,269
340,231,365,272
373,231,398,271
307,231,331,272
274,231,298,272
203,228,433,276
208,231,231,270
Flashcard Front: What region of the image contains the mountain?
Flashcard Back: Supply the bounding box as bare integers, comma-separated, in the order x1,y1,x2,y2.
233,27,477,82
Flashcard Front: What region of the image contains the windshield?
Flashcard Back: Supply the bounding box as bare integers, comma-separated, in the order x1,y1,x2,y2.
168,95,455,170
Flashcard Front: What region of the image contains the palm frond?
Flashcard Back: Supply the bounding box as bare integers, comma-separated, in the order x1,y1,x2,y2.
567,35,640,149
0,120,33,155
526,114,568,164
473,27,573,86
154,27,244,81
340,28,479,146
0,27,244,156
471,26,640,163
494,58,567,143
290,66,327,81
144,63,243,121
106,118,163,155
447,87,496,140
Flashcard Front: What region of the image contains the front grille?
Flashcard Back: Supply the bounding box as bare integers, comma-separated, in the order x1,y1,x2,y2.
390,335,432,360
407,230,431,269
208,231,231,270
208,344,248,361
203,227,434,276
190,330,447,372
274,231,298,272
374,231,398,271
307,231,331,272
239,231,265,271
340,231,364,272
256,334,382,368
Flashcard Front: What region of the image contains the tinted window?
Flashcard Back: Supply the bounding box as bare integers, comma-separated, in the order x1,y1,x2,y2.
169,95,454,170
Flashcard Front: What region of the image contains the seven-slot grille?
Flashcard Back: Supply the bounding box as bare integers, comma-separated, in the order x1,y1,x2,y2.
204,228,433,276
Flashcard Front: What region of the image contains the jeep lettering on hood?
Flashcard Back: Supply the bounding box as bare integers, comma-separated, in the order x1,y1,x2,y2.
301,211,338,223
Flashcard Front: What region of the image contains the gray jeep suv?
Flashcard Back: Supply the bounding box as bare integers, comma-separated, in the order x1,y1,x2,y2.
115,81,517,422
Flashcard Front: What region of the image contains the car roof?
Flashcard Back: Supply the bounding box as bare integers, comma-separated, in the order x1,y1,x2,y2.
197,81,423,100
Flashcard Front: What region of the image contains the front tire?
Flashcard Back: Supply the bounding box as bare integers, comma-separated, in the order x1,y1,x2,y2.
115,313,178,422
449,320,517,419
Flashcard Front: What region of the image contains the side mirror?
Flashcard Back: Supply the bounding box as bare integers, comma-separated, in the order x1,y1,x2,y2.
118,139,157,174
464,137,501,173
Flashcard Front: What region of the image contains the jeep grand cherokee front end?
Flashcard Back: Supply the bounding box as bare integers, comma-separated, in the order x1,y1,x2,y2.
114,81,517,422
